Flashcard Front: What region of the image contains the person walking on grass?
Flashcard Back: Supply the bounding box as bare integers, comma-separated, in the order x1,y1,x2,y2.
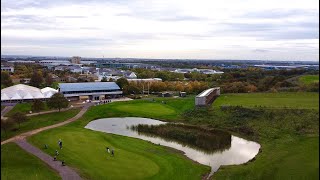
53,156,57,161
106,147,110,153
62,160,65,166
59,141,63,149
111,149,114,157
55,150,59,156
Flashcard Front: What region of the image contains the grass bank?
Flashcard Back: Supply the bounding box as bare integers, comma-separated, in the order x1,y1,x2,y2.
299,75,319,85
1,108,80,141
1,143,60,180
6,102,51,117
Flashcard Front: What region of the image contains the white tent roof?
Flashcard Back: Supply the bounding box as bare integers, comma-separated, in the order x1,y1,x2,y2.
10,92,22,100
1,84,58,101
23,92,34,99
41,87,58,93
1,93,10,101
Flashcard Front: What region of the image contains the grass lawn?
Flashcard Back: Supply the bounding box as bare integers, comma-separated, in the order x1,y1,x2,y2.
214,136,319,180
214,92,319,109
1,106,5,111
29,125,209,179
1,143,60,180
26,92,318,180
1,108,80,141
6,102,51,117
299,75,319,85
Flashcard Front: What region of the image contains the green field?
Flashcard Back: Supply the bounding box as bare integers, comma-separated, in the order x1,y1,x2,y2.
1,109,80,141
29,125,209,179
6,102,51,117
214,136,319,179
15,92,320,179
1,143,60,180
299,75,319,85
214,92,319,109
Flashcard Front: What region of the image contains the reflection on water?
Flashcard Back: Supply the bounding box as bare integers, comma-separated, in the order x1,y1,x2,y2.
131,124,232,154
85,117,260,177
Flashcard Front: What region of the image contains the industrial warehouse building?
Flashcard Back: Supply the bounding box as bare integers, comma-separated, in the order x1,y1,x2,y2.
58,82,122,101
1,84,58,103
195,87,220,106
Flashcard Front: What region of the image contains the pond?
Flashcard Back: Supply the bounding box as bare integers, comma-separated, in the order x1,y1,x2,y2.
85,117,260,178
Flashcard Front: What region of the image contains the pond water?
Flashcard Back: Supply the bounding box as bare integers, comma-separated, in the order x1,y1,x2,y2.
85,117,260,177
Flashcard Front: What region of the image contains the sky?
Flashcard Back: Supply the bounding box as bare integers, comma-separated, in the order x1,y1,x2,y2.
1,0,319,61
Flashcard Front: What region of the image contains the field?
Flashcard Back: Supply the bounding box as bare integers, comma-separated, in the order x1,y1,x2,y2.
1,109,80,141
214,92,319,109
1,106,5,111
299,75,319,85
2,92,317,180
1,143,60,180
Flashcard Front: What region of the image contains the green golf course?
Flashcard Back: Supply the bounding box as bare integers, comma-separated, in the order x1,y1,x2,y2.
2,92,319,180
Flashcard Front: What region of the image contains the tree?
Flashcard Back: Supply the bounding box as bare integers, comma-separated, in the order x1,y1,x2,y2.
32,99,45,112
116,78,129,89
45,74,53,86
101,77,108,82
1,71,13,87
1,118,15,137
30,71,43,87
47,93,69,112
9,112,27,129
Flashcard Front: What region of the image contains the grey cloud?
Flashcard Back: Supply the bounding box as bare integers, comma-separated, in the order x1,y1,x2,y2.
253,49,270,53
242,9,319,19
210,21,319,40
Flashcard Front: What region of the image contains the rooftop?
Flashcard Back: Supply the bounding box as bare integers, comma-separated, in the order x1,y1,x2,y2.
59,82,120,92
196,87,220,98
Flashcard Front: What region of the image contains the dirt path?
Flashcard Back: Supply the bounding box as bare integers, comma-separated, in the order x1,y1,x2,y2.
15,139,82,180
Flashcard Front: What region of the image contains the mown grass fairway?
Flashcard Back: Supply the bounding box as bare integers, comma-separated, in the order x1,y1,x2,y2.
29,125,209,179
1,143,60,180
214,92,319,109
299,75,319,85
1,108,80,141
22,92,319,179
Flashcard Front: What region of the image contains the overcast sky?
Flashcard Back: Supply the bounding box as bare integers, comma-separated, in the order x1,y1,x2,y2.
1,0,319,61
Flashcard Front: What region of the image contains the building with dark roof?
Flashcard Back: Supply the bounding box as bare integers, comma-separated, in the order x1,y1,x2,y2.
58,82,122,101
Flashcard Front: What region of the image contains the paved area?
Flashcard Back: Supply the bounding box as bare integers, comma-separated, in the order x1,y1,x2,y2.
15,139,82,180
1,105,15,117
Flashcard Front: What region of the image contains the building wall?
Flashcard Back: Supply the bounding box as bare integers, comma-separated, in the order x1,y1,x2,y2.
71,56,81,64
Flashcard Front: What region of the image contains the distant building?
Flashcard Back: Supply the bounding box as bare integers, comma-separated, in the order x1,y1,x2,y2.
1,66,14,73
71,56,81,64
127,78,162,83
58,82,122,101
179,91,187,97
124,72,137,79
195,87,220,107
